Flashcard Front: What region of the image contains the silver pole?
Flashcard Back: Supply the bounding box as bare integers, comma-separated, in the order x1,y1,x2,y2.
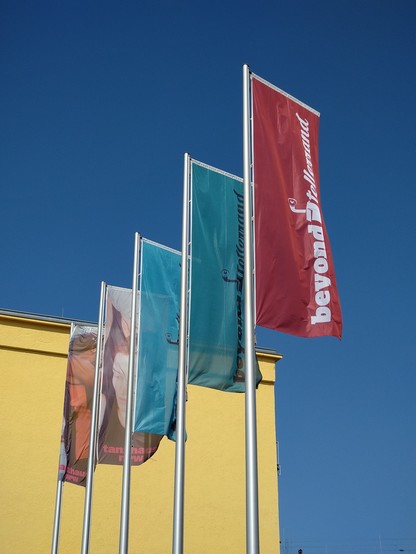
172,152,191,554
51,324,77,554
81,281,107,554
243,63,260,553
51,477,63,553
119,232,141,554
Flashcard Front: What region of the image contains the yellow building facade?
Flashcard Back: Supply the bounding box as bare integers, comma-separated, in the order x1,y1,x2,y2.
0,310,281,553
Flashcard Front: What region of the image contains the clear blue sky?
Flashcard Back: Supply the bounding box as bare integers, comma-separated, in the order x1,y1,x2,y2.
1,1,415,552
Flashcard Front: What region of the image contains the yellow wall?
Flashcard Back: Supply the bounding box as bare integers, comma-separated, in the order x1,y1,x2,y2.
0,312,281,553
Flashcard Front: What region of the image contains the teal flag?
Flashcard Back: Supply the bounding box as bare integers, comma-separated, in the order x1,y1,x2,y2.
134,239,181,438
188,161,261,392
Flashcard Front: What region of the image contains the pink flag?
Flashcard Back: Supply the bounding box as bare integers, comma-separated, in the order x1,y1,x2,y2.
252,75,342,338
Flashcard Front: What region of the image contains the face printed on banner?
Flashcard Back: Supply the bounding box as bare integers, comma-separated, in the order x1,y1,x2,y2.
67,331,97,456
60,325,98,485
107,289,132,428
112,349,129,426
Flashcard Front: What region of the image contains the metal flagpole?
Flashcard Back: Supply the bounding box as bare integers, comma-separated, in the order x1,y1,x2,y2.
119,232,141,554
51,474,63,553
51,321,77,554
172,152,191,554
81,280,107,554
243,63,260,554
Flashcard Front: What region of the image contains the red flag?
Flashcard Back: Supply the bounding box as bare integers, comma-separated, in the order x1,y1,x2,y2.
252,75,342,338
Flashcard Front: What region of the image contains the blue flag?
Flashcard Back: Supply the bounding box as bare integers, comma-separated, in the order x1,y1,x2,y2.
188,160,261,392
134,239,181,438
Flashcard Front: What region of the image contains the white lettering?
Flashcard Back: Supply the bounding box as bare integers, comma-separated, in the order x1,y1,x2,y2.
315,290,330,306
306,189,318,203
315,274,331,292
306,201,322,223
313,241,327,258
311,307,331,324
308,224,324,241
303,169,315,187
297,112,333,327
314,257,329,274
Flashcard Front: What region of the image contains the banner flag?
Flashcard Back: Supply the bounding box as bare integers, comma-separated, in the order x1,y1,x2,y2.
98,285,163,466
188,160,262,392
252,74,343,338
134,239,181,439
59,324,98,486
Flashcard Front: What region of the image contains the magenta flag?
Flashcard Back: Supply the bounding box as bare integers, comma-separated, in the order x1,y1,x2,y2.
252,74,342,338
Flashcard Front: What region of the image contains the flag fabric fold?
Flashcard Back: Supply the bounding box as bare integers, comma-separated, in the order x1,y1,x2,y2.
252,74,342,338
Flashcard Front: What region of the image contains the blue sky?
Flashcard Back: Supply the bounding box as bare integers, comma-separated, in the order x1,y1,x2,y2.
1,1,415,552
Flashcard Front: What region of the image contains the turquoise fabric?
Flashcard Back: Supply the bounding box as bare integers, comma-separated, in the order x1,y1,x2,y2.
188,161,261,392
134,239,181,437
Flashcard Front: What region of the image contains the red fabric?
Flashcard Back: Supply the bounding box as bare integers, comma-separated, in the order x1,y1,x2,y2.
252,76,342,338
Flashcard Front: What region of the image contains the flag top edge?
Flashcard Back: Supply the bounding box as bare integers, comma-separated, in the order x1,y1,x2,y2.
142,237,181,257
190,157,243,183
251,72,320,117
107,284,131,293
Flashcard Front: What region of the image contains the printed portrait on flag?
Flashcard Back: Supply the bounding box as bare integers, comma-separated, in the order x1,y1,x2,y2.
98,286,163,466
59,324,98,486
